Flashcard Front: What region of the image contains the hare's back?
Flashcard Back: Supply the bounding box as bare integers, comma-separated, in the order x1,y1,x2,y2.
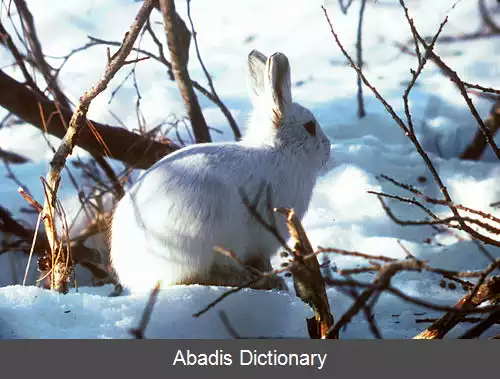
120,143,256,233
150,142,257,179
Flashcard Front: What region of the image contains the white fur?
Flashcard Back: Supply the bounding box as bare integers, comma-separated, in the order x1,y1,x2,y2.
110,50,331,293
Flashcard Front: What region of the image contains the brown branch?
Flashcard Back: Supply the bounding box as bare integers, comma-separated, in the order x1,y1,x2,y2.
463,83,500,96
321,239,492,284
275,208,335,339
376,195,500,249
328,259,425,338
218,311,242,339
18,187,42,212
401,4,448,135
88,33,239,140
0,20,39,94
408,0,500,45
39,0,157,293
379,174,500,226
0,206,40,245
195,191,332,325
394,40,500,161
185,0,241,140
130,281,161,339
192,248,500,325
317,247,397,263
212,187,334,338
239,184,293,255
325,277,500,315
373,191,500,237
419,44,500,160
460,308,500,339
88,35,170,70
338,0,355,14
478,0,500,34
0,202,113,283
355,0,367,118
414,276,500,339
13,0,70,109
159,0,211,143
370,173,500,246
323,2,500,249
0,147,30,164
397,1,500,243
372,192,443,224
193,275,267,318
0,70,178,169
322,5,410,135
413,30,500,44
194,248,329,319
461,100,500,160
1,14,134,198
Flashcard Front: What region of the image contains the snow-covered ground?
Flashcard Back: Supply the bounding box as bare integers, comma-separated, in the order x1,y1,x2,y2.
0,0,499,338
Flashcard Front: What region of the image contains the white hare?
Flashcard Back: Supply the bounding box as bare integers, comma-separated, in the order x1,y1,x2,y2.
109,50,331,293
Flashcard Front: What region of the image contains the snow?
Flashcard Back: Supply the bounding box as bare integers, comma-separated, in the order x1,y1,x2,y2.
0,0,499,338
0,284,310,339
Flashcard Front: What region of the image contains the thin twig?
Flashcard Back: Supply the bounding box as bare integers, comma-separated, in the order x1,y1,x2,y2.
185,0,241,140
130,281,161,339
328,260,425,338
39,0,157,292
323,2,500,250
459,308,500,339
159,0,211,143
355,0,367,118
415,275,500,339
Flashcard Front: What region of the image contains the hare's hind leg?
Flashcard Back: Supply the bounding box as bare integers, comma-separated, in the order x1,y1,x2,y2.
244,254,288,291
189,262,253,288
202,256,287,291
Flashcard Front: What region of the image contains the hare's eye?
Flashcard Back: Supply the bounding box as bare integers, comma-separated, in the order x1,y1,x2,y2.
303,121,316,136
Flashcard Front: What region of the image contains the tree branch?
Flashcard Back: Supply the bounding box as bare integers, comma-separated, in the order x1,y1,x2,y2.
0,70,178,169
39,0,157,292
159,0,211,143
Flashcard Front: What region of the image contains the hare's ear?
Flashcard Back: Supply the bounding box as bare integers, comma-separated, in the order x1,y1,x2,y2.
247,50,268,100
265,52,292,116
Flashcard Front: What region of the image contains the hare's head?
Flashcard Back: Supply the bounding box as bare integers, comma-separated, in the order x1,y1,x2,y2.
244,50,330,170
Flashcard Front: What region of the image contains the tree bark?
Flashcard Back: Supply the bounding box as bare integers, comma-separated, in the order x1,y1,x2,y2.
414,276,500,339
460,100,500,160
0,70,178,169
159,0,211,143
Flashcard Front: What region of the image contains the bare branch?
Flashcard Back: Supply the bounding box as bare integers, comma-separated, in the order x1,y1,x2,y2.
460,308,500,339
275,208,335,339
39,0,157,292
88,32,240,140
355,0,367,118
0,70,179,169
0,20,40,93
13,0,70,109
461,100,500,160
415,41,500,160
322,2,500,249
0,147,29,164
130,281,161,339
325,276,500,315
159,0,211,143
185,0,241,140
478,0,500,34
328,259,425,338
415,275,500,339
